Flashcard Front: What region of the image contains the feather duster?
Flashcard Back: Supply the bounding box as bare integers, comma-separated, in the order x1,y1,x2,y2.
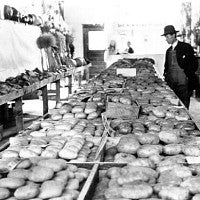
36,33,57,49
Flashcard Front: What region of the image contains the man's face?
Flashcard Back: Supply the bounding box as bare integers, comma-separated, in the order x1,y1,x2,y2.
165,34,176,44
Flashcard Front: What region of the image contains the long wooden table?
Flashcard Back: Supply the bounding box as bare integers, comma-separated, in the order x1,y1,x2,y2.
0,64,91,134
0,71,71,132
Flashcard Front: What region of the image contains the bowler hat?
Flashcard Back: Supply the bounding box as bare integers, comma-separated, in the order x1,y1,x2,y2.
161,25,179,36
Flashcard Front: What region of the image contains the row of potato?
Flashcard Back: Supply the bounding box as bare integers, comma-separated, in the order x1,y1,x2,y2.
1,58,200,200
0,158,90,199
0,60,133,163
92,163,200,200
48,101,103,121
91,59,200,200
0,98,106,162
1,134,98,162
0,58,128,199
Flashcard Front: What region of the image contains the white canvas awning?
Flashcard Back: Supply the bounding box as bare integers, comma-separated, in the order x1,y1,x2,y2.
0,20,42,81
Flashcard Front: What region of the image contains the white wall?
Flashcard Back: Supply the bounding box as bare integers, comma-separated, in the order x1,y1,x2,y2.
0,20,42,81
64,0,200,59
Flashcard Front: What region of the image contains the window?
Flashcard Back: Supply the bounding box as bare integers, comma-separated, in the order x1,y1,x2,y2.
88,31,106,50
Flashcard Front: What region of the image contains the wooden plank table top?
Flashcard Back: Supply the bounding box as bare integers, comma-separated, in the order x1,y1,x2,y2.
0,71,73,106
0,70,73,133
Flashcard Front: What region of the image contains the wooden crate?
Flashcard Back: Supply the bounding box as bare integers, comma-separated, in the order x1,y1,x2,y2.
77,163,128,200
105,102,140,120
0,157,97,200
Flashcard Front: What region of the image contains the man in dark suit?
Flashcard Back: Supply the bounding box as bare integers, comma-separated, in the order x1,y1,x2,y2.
162,25,198,109
127,41,134,53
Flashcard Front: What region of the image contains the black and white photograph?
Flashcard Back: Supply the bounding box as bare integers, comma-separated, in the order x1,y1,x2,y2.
0,0,200,199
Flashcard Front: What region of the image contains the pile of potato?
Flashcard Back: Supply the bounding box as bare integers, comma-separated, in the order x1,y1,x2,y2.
92,163,200,200
104,122,200,163
108,105,194,137
49,101,102,121
90,59,200,199
0,133,98,162
0,158,90,199
30,117,105,138
1,58,200,199
93,73,125,89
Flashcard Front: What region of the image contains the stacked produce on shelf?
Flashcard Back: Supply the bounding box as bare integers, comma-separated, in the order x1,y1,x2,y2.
1,133,98,162
0,98,107,162
49,101,103,121
90,58,200,200
0,66,74,96
1,57,200,200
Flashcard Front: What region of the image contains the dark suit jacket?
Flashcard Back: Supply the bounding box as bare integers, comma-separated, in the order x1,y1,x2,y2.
128,47,134,53
164,41,198,91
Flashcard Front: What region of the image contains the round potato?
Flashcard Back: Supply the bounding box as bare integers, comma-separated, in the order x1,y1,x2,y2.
182,145,200,157
51,114,63,121
137,134,159,145
28,166,54,182
63,113,75,119
39,181,64,199
171,166,192,179
37,159,67,172
159,186,189,200
121,182,153,199
1,150,19,158
7,169,29,179
163,144,182,155
75,112,86,119
71,106,84,113
108,178,120,188
0,178,25,189
181,176,200,194
62,189,79,199
66,178,79,190
159,130,179,144
87,111,99,120
16,159,32,169
14,184,39,199
157,170,182,186
152,107,166,118
149,154,163,165
59,149,78,160
106,167,121,179
104,187,123,199
0,187,10,199
114,153,136,163
19,148,38,158
129,158,155,168
137,145,162,158
117,135,140,154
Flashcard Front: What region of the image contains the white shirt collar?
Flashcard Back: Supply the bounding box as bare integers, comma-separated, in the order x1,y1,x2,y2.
172,40,178,49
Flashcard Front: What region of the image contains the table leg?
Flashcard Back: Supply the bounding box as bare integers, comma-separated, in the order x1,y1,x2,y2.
55,79,60,103
85,66,90,81
42,85,48,116
14,97,23,132
78,72,82,87
68,75,72,95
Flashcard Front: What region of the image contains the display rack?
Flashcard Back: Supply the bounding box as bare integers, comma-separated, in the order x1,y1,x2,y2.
0,72,70,132
1,58,200,200
0,64,91,133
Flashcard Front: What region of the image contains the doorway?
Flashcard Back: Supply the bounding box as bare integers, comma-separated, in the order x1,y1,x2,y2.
82,24,106,77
